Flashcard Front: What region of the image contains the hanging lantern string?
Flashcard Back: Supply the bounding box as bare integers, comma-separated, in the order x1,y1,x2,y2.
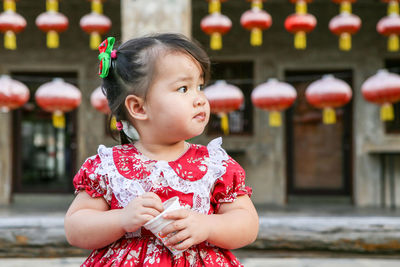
209,0,221,14
388,0,399,15
4,0,16,12
296,0,307,15
340,1,352,14
252,0,263,9
92,0,103,14
46,0,58,12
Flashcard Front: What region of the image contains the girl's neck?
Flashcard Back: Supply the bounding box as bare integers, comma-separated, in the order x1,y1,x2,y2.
134,140,189,162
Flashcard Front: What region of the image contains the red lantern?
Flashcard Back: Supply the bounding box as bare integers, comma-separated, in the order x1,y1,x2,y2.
361,69,400,121
80,12,111,50
240,6,272,46
35,78,81,128
285,0,316,51
36,0,69,49
377,14,400,52
200,12,232,50
329,13,361,51
0,0,26,50
204,80,244,135
305,74,352,124
90,86,110,114
251,78,297,127
0,75,29,112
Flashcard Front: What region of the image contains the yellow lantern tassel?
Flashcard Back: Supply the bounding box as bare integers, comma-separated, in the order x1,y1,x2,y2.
92,0,103,14
220,113,229,135
251,0,263,9
47,31,59,48
340,2,351,14
294,31,306,49
380,103,394,121
90,32,101,50
46,0,58,12
250,28,262,46
339,32,351,51
323,107,336,124
296,2,307,14
388,34,399,52
5,31,16,50
269,111,282,127
210,32,222,50
53,111,66,129
209,0,221,14
4,0,16,12
388,2,399,15
110,116,117,131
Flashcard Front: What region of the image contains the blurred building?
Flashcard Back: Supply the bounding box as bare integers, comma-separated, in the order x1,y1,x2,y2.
0,0,399,209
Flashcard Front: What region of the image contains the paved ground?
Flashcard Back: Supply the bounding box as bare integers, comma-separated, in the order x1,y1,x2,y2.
2,257,400,267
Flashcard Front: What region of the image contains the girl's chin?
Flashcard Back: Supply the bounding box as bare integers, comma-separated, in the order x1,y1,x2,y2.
184,130,206,141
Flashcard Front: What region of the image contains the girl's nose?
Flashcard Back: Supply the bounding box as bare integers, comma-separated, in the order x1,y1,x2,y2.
194,94,206,106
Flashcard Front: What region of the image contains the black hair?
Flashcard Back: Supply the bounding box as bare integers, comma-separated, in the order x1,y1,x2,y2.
101,33,211,145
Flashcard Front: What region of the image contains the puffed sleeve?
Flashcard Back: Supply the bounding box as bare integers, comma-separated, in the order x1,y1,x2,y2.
73,154,108,198
211,156,252,211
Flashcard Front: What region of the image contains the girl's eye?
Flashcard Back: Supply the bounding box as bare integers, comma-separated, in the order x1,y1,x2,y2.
177,86,188,93
197,84,205,91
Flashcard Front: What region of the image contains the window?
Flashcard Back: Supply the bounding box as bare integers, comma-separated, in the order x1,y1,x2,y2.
207,61,254,135
11,72,78,193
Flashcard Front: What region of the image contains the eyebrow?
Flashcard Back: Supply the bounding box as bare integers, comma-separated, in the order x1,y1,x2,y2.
171,74,204,84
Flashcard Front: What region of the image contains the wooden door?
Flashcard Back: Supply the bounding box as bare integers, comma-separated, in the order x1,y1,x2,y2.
285,70,353,196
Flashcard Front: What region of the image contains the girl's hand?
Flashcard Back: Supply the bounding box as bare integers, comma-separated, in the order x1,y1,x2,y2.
160,209,210,251
120,192,164,233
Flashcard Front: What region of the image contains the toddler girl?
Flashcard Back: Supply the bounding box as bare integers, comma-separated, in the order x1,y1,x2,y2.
64,33,259,266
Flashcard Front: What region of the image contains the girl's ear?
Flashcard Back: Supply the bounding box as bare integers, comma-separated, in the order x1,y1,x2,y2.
125,95,147,120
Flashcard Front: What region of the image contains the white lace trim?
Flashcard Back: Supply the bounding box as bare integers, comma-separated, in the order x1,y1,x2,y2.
97,138,229,236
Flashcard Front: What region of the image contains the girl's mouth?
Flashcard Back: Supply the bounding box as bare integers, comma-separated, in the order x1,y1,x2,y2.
194,112,206,121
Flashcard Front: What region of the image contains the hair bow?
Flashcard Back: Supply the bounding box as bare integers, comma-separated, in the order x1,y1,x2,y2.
98,37,116,78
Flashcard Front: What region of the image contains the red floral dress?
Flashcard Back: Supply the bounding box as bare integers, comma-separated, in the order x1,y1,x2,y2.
73,138,252,267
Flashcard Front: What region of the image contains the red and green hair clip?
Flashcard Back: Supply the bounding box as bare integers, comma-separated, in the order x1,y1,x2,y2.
98,37,117,78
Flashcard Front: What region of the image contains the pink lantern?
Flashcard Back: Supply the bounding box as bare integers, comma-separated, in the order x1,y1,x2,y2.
90,86,110,114
35,4,69,49
80,12,111,50
204,80,244,135
200,12,232,50
0,2,26,50
306,74,352,124
377,14,400,52
240,6,272,46
251,78,297,127
329,12,361,51
0,75,29,112
35,78,81,128
361,69,400,121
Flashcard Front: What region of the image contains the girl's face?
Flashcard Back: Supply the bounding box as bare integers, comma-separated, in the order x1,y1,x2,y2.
143,51,210,143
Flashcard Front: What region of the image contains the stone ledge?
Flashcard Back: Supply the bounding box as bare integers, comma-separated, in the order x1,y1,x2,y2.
1,215,400,257
249,216,400,253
